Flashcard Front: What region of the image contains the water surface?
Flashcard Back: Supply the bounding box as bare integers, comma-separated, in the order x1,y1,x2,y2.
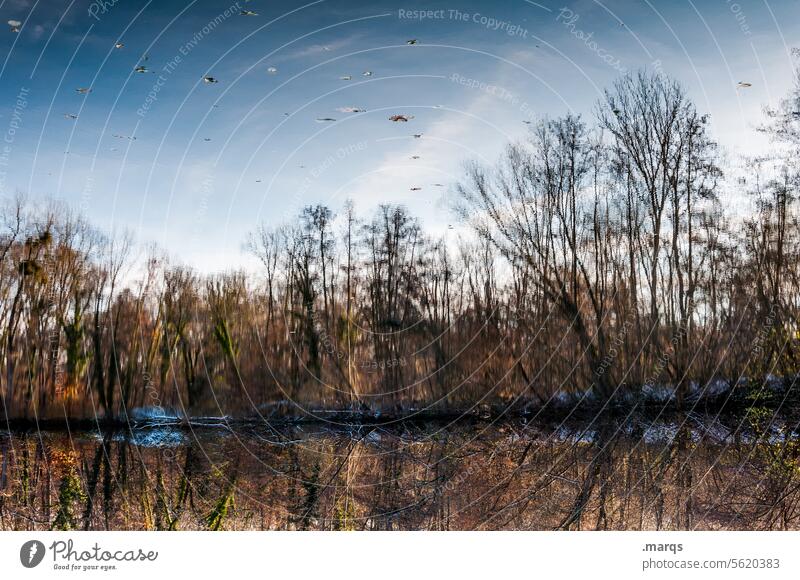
2,415,799,530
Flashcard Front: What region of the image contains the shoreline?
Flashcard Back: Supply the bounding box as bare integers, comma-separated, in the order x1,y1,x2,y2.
4,382,799,433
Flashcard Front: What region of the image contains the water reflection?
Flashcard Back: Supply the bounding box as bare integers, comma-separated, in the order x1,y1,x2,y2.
2,415,800,530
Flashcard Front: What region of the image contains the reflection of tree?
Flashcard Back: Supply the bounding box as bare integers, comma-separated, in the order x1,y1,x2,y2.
557,425,617,530
82,432,109,530
4,420,800,530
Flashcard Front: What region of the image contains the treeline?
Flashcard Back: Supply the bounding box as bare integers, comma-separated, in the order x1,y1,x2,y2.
1,70,799,421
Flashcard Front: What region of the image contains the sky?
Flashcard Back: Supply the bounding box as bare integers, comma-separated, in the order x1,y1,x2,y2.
0,0,798,271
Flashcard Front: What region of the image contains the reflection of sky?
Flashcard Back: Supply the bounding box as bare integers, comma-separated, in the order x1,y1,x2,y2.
0,0,797,270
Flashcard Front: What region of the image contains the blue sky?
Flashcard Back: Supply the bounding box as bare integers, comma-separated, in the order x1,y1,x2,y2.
0,0,798,270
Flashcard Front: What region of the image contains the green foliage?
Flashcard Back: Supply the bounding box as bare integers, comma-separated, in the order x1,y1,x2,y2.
336,314,360,344
51,469,86,531
334,495,357,531
63,308,88,386
213,317,238,363
205,486,235,531
763,439,800,480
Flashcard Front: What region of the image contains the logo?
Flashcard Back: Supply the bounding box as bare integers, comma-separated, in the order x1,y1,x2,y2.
20,540,46,568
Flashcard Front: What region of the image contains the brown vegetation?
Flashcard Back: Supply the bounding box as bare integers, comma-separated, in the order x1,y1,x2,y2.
3,420,800,530
1,71,799,421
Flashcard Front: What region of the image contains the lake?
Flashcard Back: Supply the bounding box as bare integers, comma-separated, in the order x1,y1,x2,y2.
2,413,799,530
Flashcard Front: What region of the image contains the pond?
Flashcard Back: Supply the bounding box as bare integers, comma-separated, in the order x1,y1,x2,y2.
2,413,800,530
